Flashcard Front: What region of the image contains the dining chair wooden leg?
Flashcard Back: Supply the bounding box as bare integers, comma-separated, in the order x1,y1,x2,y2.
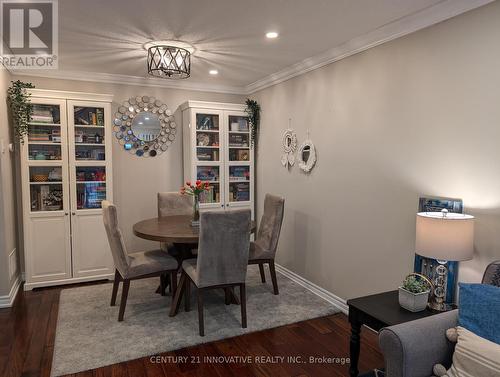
258,263,266,283
269,260,279,295
110,269,120,306
240,283,247,328
198,289,205,336
160,274,166,297
184,277,191,312
224,288,231,305
169,272,186,317
170,271,177,297
118,279,130,321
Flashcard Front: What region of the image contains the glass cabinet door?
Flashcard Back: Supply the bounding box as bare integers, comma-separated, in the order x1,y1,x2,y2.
194,111,223,207
75,166,107,209
72,106,106,161
25,98,69,215
27,103,63,161
226,114,252,207
68,101,111,212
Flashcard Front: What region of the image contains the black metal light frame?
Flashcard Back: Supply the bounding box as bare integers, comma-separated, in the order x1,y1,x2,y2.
147,45,191,79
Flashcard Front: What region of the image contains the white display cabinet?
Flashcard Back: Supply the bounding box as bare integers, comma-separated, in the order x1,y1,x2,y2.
20,89,114,290
181,101,254,218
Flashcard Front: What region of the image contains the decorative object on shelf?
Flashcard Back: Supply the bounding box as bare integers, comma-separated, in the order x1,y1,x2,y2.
147,45,190,79
297,130,317,173
7,80,35,144
113,96,176,157
197,133,210,146
244,99,261,147
415,209,474,311
414,196,463,305
181,180,211,226
398,273,433,312
281,125,297,169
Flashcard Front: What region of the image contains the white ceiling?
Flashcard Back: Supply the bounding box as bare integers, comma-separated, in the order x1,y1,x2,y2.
14,0,493,93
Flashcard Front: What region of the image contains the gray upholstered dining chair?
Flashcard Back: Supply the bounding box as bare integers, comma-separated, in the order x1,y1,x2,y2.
102,201,179,321
157,192,194,292
170,209,251,336
157,192,193,253
248,194,285,295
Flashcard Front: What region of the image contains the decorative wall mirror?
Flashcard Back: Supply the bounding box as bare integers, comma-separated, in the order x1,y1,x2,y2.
297,139,317,173
113,96,176,157
281,129,297,168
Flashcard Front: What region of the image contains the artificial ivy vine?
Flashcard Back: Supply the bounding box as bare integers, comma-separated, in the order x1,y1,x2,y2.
7,80,35,144
245,98,261,147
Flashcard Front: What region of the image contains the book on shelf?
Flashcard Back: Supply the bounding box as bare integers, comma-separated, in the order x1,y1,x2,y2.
96,108,104,126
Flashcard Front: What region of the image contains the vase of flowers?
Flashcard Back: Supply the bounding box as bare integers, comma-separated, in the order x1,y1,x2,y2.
181,180,210,226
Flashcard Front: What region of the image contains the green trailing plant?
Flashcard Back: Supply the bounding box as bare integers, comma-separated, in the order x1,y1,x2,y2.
245,98,261,147
7,80,35,144
402,275,430,294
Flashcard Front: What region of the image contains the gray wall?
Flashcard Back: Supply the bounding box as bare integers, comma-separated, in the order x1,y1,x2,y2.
12,75,244,266
252,1,500,300
0,64,18,297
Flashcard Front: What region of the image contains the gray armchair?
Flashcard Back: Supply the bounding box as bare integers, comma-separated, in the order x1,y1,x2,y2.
379,260,500,377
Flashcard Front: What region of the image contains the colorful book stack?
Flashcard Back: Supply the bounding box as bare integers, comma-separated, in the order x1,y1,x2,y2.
29,130,50,141
31,108,54,124
230,166,249,181
231,182,250,202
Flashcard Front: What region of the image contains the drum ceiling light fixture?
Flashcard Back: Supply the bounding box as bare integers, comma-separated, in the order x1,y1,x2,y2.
145,40,194,79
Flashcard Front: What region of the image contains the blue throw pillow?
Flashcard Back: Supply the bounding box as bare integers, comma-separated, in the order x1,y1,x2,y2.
458,283,500,344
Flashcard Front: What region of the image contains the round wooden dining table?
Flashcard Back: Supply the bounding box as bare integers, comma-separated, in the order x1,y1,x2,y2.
133,214,256,315
133,214,256,246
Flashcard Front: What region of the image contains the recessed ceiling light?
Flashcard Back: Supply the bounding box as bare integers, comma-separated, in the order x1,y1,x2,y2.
209,69,218,75
266,31,279,39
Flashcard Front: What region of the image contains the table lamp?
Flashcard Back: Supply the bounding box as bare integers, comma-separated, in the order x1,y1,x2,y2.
415,209,474,311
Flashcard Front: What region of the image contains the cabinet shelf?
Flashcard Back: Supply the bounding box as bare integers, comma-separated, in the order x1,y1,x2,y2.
29,122,60,127
30,181,62,185
74,125,105,128
28,141,61,145
196,129,219,133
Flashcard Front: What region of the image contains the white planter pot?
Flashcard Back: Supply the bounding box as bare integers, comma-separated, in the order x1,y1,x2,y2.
398,287,430,312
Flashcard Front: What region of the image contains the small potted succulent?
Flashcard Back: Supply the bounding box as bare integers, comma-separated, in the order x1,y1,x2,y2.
399,273,433,312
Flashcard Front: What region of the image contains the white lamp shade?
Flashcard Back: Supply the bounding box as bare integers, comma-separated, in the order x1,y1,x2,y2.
415,212,474,261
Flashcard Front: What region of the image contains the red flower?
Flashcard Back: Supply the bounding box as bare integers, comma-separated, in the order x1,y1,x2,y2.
196,180,201,186
186,181,191,186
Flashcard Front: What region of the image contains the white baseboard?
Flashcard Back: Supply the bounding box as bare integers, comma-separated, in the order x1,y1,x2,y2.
23,273,114,291
0,275,22,308
275,263,348,314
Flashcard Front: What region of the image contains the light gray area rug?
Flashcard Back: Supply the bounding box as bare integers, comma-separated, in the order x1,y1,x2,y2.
52,265,338,376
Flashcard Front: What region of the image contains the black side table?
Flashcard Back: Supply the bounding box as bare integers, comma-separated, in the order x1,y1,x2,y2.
347,290,440,377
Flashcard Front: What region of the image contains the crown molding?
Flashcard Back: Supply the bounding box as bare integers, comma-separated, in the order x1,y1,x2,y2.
245,0,494,94
13,69,247,95
27,88,113,102
180,100,245,112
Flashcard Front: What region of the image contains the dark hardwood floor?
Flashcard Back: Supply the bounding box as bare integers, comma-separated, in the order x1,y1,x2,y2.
0,282,383,377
